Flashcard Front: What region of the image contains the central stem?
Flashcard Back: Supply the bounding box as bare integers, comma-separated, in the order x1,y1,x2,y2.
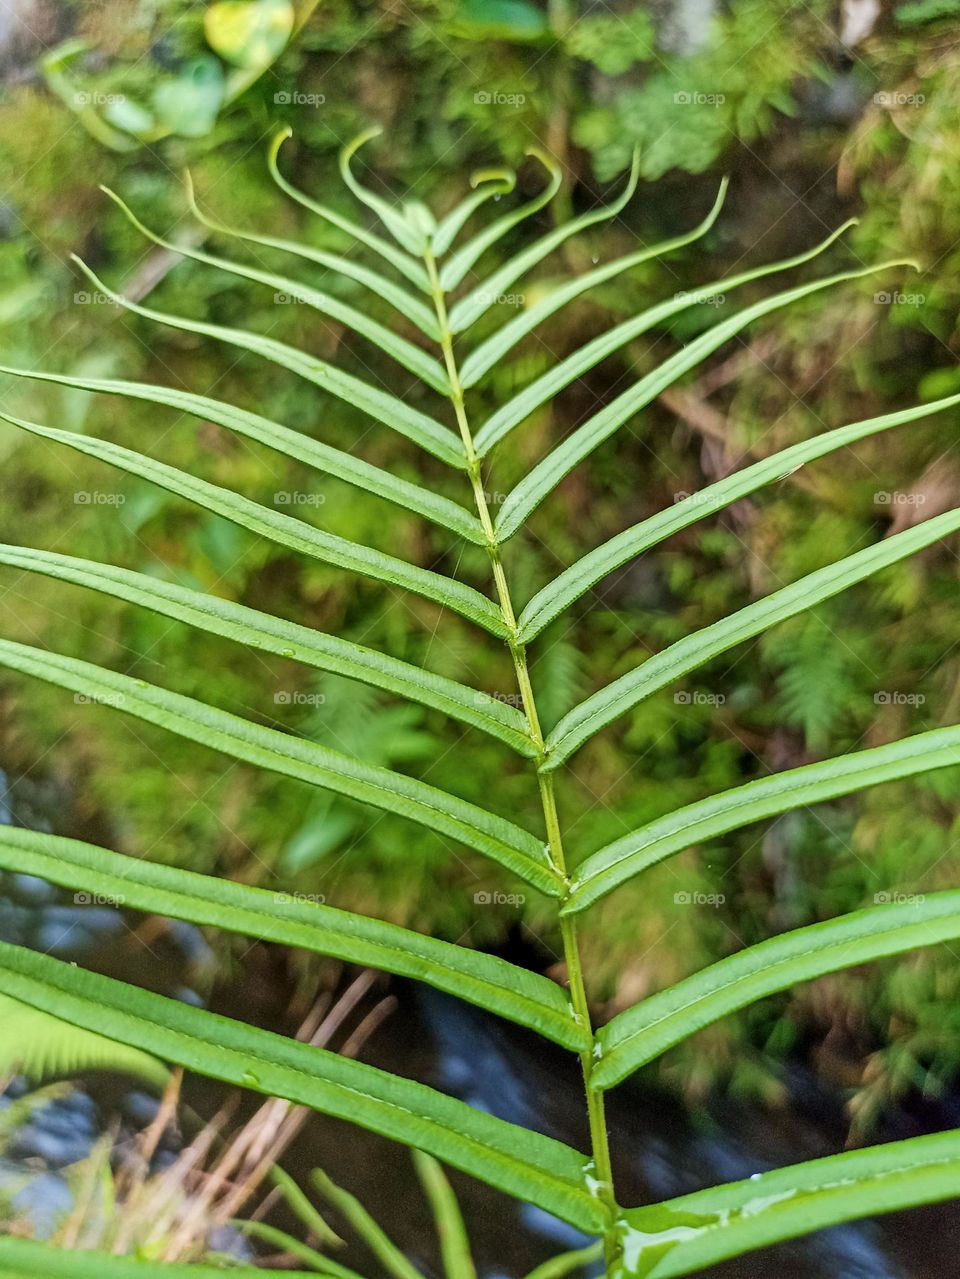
424,250,618,1257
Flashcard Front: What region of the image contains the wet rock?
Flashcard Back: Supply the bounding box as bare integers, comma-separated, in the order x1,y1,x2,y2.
120,1090,161,1127
9,1122,93,1168
0,1162,71,1237
172,985,205,1008
8,873,59,905
208,1224,256,1262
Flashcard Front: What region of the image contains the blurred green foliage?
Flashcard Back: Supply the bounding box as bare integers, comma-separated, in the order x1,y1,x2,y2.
2,0,960,1122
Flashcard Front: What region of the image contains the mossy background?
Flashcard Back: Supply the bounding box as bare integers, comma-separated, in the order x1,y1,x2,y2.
2,0,960,1125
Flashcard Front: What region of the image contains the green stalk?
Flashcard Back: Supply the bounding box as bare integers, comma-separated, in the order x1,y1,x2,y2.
423,249,618,1262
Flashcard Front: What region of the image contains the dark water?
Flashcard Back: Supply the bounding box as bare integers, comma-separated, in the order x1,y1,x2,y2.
1,762,959,1277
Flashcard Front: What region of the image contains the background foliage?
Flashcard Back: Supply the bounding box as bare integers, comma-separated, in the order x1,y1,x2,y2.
1,0,960,1126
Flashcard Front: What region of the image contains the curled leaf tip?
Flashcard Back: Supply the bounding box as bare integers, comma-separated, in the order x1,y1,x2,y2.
524,144,558,168
345,125,384,155
879,257,922,272
469,166,515,192
268,127,293,166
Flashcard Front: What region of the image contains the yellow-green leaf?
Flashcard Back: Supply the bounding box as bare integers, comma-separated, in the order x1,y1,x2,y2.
204,0,294,68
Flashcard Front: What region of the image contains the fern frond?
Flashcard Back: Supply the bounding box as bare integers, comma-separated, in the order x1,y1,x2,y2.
184,169,440,337
474,217,855,454
0,411,501,632
0,544,530,751
0,827,583,1048
102,187,451,392
594,889,960,1087
268,128,431,290
0,942,608,1234
0,365,481,541
494,261,915,541
566,724,960,912
0,992,166,1086
447,149,641,332
4,128,956,1275
545,504,960,766
458,175,728,388
70,258,462,467
519,390,960,641
0,638,560,892
438,148,562,293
